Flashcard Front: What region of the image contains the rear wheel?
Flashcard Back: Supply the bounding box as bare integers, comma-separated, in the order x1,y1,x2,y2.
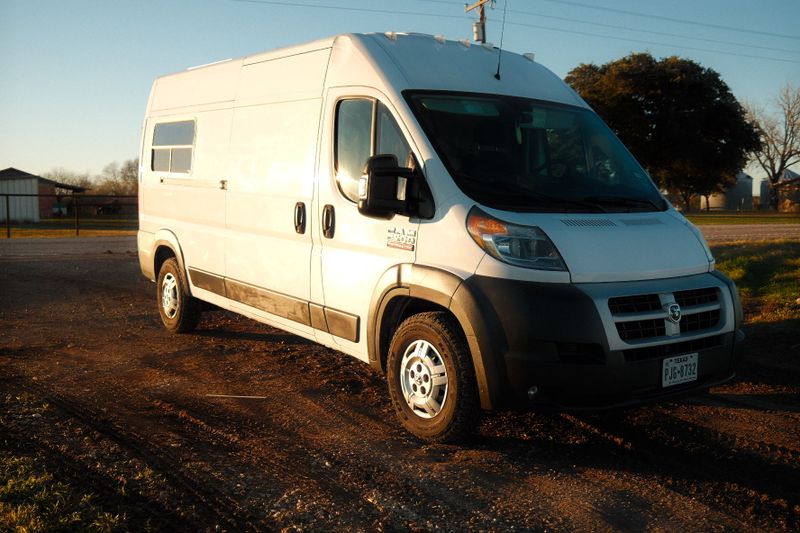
387,312,479,442
156,258,201,333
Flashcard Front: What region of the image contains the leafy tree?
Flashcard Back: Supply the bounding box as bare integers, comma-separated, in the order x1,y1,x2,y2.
746,84,800,210
566,53,760,211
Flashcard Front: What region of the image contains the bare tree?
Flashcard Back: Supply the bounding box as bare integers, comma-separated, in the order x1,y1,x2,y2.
747,84,800,209
42,168,93,190
95,158,139,195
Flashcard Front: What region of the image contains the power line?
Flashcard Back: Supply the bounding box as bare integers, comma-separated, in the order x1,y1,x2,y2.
505,8,798,55
504,18,800,65
232,0,468,21
231,0,800,64
538,0,800,41
421,0,800,50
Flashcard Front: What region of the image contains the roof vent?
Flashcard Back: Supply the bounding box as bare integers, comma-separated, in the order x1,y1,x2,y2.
523,53,536,62
459,38,471,48
384,31,398,41
434,34,446,44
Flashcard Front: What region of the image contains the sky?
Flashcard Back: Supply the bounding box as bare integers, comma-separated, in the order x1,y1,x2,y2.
1,0,798,184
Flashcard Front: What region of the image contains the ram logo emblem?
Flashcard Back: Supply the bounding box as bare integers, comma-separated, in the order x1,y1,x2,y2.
666,303,682,324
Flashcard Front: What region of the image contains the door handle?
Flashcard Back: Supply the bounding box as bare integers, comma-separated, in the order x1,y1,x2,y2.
322,204,335,239
219,179,227,190
294,202,306,234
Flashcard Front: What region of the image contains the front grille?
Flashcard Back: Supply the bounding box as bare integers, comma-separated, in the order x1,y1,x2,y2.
608,294,661,314
616,319,666,341
681,309,721,332
675,288,718,307
624,335,724,362
609,286,723,343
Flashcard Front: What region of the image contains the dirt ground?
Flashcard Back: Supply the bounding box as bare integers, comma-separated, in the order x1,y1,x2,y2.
1,248,798,532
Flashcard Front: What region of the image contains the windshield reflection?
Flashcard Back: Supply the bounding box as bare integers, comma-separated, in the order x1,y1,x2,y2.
406,92,666,213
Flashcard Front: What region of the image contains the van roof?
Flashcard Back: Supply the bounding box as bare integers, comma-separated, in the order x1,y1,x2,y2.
353,32,586,107
150,33,586,112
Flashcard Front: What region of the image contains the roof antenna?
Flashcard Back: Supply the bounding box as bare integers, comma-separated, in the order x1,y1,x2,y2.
494,0,508,80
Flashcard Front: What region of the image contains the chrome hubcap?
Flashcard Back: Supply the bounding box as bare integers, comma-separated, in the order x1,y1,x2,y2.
161,273,179,319
399,340,448,419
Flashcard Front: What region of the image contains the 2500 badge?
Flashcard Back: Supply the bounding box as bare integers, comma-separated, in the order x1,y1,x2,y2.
387,227,417,251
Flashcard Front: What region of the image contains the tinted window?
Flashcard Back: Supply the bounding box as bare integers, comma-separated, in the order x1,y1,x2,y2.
170,148,192,173
153,121,195,146
152,149,171,172
407,92,665,213
335,99,373,202
152,120,195,174
377,104,412,167
335,99,415,202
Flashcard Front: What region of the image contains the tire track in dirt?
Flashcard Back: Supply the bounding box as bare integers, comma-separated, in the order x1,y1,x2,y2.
3,252,800,531
20,379,265,532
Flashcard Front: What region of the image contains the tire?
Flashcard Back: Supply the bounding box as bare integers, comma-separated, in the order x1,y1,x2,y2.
387,311,479,442
156,257,201,333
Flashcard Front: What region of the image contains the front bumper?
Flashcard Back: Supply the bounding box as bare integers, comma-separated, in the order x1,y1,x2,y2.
459,271,744,409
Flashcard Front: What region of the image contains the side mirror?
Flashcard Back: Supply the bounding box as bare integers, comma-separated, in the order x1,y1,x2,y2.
358,154,416,219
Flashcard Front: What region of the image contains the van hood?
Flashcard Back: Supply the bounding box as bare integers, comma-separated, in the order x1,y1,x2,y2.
527,212,713,283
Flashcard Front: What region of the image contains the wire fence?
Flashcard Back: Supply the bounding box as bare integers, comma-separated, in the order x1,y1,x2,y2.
1,193,138,238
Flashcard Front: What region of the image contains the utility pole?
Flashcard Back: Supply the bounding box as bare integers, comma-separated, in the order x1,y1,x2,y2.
465,0,493,43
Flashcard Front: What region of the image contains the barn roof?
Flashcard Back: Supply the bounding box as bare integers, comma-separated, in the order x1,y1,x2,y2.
0,167,88,192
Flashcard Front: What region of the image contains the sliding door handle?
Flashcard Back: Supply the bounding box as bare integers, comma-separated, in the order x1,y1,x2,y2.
294,202,306,234
322,204,335,239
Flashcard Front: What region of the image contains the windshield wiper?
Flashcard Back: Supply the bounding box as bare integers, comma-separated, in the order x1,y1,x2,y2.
455,173,611,212
480,181,609,212
581,195,664,212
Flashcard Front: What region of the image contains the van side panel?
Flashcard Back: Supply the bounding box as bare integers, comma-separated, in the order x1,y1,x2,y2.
140,108,233,280
150,60,240,112
223,49,330,335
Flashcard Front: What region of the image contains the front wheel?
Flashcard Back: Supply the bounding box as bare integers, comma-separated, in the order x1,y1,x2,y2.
156,258,201,333
387,312,479,442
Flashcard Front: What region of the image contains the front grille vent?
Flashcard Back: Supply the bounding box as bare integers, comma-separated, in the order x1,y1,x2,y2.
681,309,721,333
675,287,719,307
609,294,661,314
616,319,665,341
609,286,723,343
560,218,617,227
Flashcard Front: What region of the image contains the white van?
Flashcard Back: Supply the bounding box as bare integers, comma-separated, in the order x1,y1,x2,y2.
138,33,744,441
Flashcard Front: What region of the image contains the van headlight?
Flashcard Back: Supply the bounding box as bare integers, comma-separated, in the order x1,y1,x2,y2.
466,206,567,271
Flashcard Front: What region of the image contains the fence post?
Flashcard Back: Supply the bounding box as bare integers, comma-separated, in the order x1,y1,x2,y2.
4,195,9,239
74,193,80,236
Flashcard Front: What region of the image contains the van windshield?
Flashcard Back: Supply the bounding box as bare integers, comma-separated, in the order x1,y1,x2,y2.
406,92,666,213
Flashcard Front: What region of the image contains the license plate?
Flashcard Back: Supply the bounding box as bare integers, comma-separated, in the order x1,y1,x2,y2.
662,353,698,387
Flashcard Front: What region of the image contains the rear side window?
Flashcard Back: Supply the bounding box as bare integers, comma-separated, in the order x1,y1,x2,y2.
152,120,195,173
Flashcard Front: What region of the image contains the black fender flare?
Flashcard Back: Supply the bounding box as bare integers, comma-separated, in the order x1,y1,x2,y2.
367,264,510,410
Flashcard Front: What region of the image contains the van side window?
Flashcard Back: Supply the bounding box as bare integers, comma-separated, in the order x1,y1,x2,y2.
152,120,195,173
377,104,412,167
335,99,412,202
335,99,373,202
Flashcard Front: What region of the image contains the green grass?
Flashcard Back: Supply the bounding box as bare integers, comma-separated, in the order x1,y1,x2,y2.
0,454,125,532
2,216,137,238
0,395,126,532
712,241,800,323
687,212,800,225
4,229,136,238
